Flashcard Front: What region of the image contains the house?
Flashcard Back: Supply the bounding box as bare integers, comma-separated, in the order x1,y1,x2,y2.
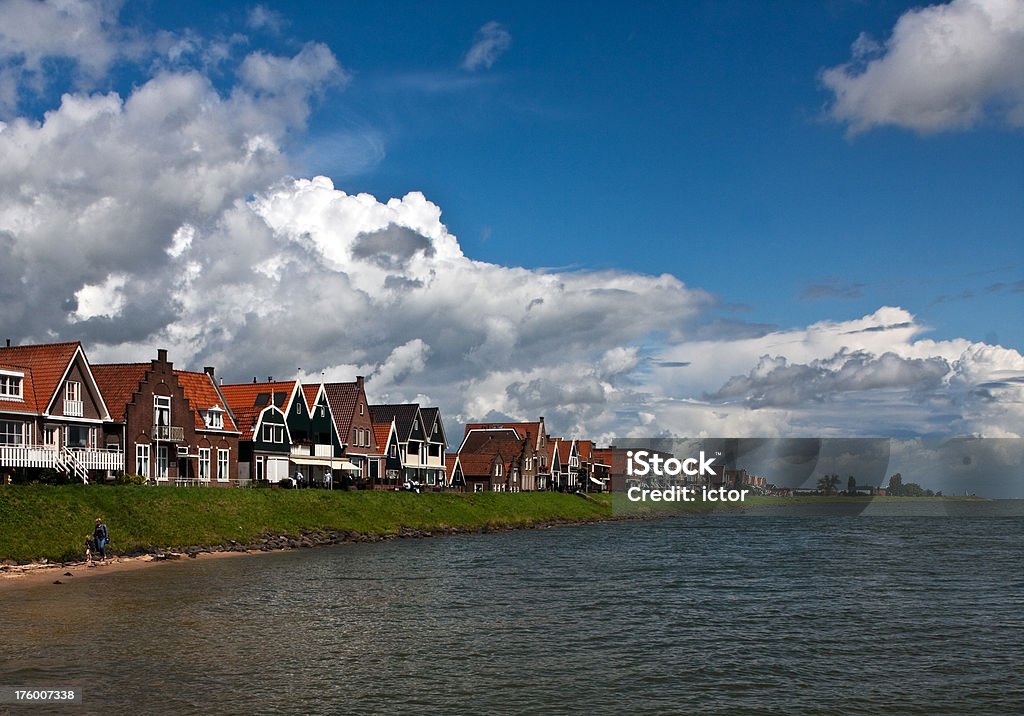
462,417,550,490
219,380,296,486
372,418,403,488
324,377,383,486
444,453,466,490
287,381,348,485
0,340,122,483
458,427,531,492
92,350,239,485
368,403,448,487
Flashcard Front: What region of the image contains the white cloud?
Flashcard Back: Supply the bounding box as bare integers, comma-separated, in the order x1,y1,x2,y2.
461,21,511,71
1,5,1022,446
822,0,1024,134
0,0,130,110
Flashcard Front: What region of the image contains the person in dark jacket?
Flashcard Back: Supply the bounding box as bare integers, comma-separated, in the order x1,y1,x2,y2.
93,518,109,561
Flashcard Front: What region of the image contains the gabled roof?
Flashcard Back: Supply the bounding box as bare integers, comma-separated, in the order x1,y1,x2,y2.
445,453,461,481
369,404,421,442
458,428,523,454
91,363,149,421
324,380,372,446
0,341,110,419
577,440,594,462
419,406,448,447
174,370,238,433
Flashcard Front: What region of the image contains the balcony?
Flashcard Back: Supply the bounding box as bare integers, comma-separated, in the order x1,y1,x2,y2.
64,399,84,417
291,443,334,457
151,425,185,442
1,445,124,471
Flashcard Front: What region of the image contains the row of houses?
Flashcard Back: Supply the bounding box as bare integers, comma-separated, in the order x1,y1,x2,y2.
0,341,619,492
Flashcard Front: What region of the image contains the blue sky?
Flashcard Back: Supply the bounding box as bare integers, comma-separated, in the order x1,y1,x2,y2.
112,0,1024,349
1,0,1023,444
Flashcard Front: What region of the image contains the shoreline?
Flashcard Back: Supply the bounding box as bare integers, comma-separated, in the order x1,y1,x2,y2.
0,515,627,592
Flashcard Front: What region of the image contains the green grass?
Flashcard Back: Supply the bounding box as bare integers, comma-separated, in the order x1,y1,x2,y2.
0,485,612,563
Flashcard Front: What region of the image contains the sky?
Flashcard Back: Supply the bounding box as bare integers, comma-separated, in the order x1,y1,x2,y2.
1,0,1023,446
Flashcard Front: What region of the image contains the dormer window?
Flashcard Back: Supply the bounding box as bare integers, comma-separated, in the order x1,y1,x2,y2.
0,371,24,400
494,462,503,477
204,406,224,429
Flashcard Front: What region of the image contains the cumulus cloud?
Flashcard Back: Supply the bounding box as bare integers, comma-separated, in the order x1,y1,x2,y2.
0,0,128,110
461,21,511,71
822,0,1024,134
1,5,1022,446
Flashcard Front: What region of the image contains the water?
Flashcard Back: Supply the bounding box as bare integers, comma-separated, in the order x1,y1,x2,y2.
3,503,1023,715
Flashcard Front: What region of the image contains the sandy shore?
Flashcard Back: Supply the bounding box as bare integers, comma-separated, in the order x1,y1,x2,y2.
0,550,250,591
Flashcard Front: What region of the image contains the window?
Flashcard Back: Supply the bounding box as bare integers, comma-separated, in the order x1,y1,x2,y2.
199,448,211,481
262,424,285,443
319,406,325,417
156,445,169,479
65,381,81,402
296,401,302,415
389,444,397,459
255,455,265,482
204,407,223,429
154,395,171,427
494,462,503,477
353,428,358,445
474,483,484,493
66,425,90,448
217,449,230,482
359,404,364,415
276,426,285,443
0,371,23,399
413,419,418,430
0,420,27,445
136,444,150,477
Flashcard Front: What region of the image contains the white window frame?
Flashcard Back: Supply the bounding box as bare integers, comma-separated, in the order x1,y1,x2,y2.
205,407,224,430
137,443,151,478
217,449,229,482
199,448,211,481
156,444,169,480
0,371,24,399
154,395,171,427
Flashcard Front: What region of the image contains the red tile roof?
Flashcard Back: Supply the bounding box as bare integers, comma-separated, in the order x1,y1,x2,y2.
0,342,82,415
220,381,296,410
0,362,40,414
372,420,394,451
174,370,238,433
302,384,320,411
91,363,149,421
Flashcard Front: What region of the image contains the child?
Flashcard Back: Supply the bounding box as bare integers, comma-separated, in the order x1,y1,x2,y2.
85,534,94,562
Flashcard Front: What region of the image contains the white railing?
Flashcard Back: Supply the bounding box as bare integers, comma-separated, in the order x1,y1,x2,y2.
1,444,124,477
0,445,58,468
71,447,124,471
64,399,84,417
314,443,333,457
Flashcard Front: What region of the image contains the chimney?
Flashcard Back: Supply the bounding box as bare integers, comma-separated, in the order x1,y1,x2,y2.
268,376,273,382
204,366,215,379
356,375,364,389
157,349,168,363
252,377,257,383
4,338,9,348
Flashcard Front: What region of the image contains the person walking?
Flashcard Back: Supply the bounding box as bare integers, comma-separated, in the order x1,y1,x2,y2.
93,517,109,561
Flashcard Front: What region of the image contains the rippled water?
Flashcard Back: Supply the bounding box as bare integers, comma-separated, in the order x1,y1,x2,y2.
3,503,1023,715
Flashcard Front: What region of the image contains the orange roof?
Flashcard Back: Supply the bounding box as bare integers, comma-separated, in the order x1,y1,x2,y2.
0,342,82,414
302,384,320,411
220,380,297,411
577,440,593,461
372,420,393,450
174,370,238,433
91,363,148,421
0,362,40,413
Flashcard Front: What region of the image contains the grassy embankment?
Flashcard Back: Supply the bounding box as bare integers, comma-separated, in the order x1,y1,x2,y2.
0,485,612,563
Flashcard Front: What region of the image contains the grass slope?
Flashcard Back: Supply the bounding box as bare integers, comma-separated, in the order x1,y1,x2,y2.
0,485,612,563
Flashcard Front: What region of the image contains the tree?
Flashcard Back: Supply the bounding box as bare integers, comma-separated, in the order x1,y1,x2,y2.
887,473,903,496
847,475,857,495
817,473,840,496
